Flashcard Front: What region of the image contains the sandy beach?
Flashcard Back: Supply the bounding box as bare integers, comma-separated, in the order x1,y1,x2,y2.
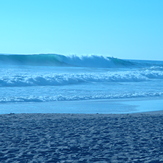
0,112,163,163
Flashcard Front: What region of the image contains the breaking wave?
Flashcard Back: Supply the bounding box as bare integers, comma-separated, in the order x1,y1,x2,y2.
0,54,135,68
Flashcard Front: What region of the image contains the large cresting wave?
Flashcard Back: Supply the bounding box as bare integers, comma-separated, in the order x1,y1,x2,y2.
0,54,135,68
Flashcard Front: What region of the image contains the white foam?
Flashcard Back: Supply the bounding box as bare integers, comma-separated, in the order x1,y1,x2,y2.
1,70,163,87
0,92,163,103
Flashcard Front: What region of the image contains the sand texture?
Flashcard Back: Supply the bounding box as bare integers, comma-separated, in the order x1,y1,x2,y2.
0,113,163,163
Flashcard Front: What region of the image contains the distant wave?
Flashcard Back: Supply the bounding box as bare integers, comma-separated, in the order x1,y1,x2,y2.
0,70,163,87
0,54,135,68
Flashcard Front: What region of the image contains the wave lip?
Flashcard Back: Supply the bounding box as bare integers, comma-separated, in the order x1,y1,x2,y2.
61,55,134,68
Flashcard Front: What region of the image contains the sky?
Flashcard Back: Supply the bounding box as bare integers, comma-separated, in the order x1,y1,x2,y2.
0,0,163,60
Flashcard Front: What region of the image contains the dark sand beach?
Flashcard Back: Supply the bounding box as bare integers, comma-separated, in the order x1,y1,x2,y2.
0,112,163,163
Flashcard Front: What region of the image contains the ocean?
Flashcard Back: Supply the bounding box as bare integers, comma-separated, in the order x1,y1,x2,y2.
0,54,163,114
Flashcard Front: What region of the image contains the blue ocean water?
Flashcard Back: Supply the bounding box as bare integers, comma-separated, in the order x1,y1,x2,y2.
0,54,163,114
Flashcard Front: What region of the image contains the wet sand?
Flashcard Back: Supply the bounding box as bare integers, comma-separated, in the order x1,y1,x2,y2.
0,112,163,163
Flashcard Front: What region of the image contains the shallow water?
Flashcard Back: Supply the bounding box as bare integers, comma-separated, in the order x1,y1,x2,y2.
0,97,163,114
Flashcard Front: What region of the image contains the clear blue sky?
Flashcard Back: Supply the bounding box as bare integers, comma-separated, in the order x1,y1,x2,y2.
0,0,163,60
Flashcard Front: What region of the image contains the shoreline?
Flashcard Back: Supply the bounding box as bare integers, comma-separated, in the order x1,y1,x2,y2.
1,109,163,115
0,97,163,114
0,112,163,162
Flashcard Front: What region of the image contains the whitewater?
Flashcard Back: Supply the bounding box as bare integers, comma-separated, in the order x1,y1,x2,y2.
0,54,163,114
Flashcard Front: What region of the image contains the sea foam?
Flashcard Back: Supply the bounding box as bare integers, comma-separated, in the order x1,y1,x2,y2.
0,71,161,87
